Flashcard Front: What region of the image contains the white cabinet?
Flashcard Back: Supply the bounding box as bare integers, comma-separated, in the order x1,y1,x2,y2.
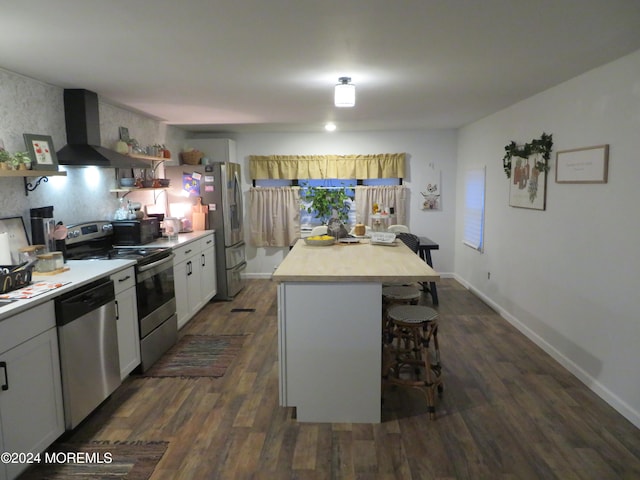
174,242,202,329
0,301,64,480
111,266,140,379
173,233,216,329
200,234,217,302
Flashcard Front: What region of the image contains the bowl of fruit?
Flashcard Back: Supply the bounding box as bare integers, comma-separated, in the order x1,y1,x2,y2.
304,235,336,246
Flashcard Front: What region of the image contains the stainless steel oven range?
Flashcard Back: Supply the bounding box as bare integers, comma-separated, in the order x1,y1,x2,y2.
65,221,177,372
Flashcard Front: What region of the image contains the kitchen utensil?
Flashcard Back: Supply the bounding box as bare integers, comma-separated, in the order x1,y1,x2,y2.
192,197,207,231
53,224,68,240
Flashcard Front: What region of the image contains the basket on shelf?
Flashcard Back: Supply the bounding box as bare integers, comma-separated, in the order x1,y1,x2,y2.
180,150,203,165
1,263,34,295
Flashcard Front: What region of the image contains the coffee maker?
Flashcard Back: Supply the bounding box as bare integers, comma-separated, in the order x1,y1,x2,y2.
30,206,66,259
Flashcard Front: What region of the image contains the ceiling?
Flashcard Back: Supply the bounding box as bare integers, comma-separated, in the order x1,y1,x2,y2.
2,1,640,134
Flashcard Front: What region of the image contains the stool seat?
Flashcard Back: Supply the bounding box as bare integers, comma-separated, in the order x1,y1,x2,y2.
382,286,421,302
387,304,438,324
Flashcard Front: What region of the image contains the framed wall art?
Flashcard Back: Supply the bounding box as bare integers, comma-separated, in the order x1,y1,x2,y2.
23,134,59,171
509,154,547,210
556,144,609,183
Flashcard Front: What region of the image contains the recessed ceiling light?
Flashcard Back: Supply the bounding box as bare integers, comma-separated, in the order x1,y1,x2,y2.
324,122,337,132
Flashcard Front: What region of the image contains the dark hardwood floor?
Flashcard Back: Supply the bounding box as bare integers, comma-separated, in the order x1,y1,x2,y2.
25,279,640,479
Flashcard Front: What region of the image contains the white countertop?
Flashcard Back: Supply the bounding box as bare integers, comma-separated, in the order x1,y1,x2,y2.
0,259,136,321
0,230,215,322
119,230,214,249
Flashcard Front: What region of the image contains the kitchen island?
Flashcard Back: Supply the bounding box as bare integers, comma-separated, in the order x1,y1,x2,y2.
272,238,439,423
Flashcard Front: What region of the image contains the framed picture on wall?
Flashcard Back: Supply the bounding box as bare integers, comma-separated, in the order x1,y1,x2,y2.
23,134,59,171
556,145,609,183
509,154,547,210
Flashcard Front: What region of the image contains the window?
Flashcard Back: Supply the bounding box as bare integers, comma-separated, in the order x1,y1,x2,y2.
299,179,356,226
463,167,485,252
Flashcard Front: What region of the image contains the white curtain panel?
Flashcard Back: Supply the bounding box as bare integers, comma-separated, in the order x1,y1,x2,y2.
249,187,300,247
354,185,407,226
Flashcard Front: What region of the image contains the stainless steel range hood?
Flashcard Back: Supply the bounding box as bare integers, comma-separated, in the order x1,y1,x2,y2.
57,89,148,168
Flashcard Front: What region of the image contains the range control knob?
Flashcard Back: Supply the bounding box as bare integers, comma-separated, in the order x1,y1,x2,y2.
102,224,113,232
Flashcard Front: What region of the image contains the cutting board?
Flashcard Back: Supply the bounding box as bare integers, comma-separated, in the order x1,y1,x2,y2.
192,197,208,231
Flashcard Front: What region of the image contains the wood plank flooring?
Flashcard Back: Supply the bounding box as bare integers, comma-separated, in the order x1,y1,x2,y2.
26,279,640,479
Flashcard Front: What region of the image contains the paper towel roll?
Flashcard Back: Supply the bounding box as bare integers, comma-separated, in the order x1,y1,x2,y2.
0,232,12,265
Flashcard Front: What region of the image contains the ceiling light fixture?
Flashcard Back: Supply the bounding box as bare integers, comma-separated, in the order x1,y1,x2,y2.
324,122,337,132
334,77,355,107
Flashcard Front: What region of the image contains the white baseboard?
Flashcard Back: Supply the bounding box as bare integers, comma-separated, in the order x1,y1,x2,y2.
453,274,640,429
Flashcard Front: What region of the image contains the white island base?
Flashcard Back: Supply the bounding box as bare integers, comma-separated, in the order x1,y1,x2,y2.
278,281,382,423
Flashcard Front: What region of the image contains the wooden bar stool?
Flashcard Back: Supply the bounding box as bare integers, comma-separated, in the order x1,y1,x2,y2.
381,285,421,340
382,304,443,419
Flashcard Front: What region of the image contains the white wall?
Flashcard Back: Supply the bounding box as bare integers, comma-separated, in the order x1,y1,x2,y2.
227,130,458,277
455,49,640,427
0,68,186,237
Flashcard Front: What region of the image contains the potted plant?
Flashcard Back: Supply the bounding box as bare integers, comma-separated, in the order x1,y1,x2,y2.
13,151,32,170
301,184,351,224
0,149,11,170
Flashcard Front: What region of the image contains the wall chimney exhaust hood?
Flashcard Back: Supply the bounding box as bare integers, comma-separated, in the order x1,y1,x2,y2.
56,89,149,169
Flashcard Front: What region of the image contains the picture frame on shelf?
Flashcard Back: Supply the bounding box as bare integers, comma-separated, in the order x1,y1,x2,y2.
119,126,130,142
556,144,609,184
23,134,58,171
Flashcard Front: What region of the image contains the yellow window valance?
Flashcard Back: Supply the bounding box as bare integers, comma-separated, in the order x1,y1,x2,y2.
249,153,405,180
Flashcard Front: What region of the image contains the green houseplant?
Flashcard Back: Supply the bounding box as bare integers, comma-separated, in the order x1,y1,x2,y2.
13,151,32,170
0,149,12,169
301,184,351,224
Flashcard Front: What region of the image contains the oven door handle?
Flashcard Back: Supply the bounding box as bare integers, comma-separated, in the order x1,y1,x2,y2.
137,253,175,273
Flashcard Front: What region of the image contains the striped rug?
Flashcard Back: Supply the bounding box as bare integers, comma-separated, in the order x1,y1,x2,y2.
19,440,168,480
142,334,247,378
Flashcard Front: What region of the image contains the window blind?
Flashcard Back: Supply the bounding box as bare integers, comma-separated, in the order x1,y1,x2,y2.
463,167,485,252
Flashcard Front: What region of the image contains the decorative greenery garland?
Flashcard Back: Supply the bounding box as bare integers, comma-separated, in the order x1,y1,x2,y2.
503,132,553,178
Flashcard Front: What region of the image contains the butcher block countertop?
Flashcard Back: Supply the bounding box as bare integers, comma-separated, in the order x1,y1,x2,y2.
272,238,439,283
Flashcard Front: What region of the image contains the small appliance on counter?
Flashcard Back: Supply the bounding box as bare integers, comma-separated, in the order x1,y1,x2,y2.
111,218,158,245
30,205,68,261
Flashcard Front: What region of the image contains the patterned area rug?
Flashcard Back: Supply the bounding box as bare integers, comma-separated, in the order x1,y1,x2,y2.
142,334,247,378
19,441,168,480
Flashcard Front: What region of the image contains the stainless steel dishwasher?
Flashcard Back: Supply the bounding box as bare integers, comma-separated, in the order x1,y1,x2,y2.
55,277,121,430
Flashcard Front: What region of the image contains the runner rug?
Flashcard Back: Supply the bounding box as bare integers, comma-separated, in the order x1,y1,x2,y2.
19,440,168,480
141,334,247,378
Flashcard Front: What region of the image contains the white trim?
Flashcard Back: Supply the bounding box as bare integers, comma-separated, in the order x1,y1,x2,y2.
453,273,640,429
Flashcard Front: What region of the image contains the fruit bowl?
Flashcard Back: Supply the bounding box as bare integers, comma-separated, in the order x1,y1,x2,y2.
304,235,336,246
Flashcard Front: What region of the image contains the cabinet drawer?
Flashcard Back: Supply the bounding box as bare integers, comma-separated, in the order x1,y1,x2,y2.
110,266,136,294
0,301,55,354
199,234,215,251
173,240,199,263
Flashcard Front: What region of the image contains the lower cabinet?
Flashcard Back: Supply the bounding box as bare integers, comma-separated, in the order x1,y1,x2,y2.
0,301,65,480
111,266,140,379
201,236,217,302
173,233,216,329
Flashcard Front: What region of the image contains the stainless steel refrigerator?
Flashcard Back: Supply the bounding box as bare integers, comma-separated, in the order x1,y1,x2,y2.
165,162,246,300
